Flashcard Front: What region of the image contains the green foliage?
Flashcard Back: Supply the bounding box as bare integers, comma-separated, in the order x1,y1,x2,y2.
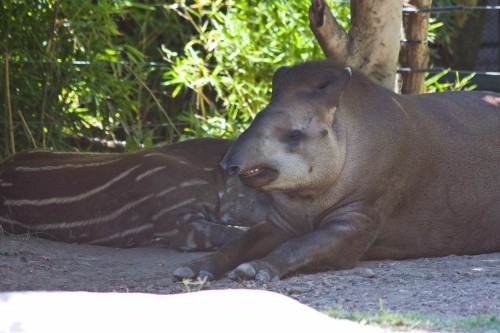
421,1,478,93
427,0,462,61
1,0,350,158
1,0,472,159
181,276,208,293
425,70,477,93
327,307,500,332
427,0,483,67
1,0,193,158
162,1,349,139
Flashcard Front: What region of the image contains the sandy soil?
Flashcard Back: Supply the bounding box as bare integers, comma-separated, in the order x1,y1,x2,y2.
1,234,499,316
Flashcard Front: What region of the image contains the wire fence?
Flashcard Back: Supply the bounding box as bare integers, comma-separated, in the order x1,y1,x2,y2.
4,3,498,78
400,1,499,92
2,2,499,136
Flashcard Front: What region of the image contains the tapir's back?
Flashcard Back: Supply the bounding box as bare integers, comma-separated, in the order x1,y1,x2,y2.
407,90,499,138
367,91,500,259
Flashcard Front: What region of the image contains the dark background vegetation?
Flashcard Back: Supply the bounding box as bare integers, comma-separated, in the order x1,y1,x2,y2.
0,0,494,159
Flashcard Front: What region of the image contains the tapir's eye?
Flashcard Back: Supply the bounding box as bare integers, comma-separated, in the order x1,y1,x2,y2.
317,80,331,90
284,129,304,150
287,129,303,140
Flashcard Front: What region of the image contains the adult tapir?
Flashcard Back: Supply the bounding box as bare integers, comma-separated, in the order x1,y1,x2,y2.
0,138,268,251
174,60,500,282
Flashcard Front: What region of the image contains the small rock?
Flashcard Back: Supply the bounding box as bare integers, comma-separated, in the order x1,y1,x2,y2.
357,268,376,278
287,288,304,295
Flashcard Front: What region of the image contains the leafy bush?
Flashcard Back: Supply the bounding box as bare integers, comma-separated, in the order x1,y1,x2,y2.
162,1,350,139
2,0,472,160
425,70,476,93
1,1,187,157
1,0,350,158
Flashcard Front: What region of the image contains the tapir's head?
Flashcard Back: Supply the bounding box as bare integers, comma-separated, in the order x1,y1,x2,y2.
221,61,351,195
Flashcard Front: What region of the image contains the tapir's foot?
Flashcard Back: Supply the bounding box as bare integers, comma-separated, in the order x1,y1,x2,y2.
228,261,280,282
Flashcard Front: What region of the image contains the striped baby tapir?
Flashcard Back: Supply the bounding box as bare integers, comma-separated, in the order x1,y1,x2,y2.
0,138,269,251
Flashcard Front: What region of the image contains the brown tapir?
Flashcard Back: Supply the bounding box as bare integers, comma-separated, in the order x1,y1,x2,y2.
174,60,500,281
0,138,268,251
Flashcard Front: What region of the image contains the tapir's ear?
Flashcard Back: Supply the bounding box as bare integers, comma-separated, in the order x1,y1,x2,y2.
271,66,291,98
273,65,291,81
321,67,352,108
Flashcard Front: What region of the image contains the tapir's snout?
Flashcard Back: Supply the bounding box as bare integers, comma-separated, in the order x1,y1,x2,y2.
220,124,257,178
226,165,241,177
220,137,279,189
220,109,283,189
220,154,240,177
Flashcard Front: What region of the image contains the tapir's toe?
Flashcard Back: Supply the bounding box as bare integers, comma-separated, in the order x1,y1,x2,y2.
231,262,280,282
173,266,215,281
197,270,214,281
234,262,257,279
255,270,271,282
173,266,196,279
256,270,280,282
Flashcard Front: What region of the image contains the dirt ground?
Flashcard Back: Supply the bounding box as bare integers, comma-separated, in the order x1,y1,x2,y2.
1,233,499,317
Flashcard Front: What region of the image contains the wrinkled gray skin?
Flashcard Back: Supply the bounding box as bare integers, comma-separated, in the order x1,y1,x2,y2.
174,60,500,282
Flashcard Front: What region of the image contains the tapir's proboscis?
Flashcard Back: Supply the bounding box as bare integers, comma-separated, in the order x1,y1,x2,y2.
0,139,268,251
174,60,500,282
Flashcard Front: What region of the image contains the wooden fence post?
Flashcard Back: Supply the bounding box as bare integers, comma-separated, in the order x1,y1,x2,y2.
400,0,432,94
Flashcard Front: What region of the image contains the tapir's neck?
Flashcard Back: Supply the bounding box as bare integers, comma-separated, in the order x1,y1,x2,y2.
265,193,314,235
267,191,339,236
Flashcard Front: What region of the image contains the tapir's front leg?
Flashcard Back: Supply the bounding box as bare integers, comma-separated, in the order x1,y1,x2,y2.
173,222,291,280
232,214,379,282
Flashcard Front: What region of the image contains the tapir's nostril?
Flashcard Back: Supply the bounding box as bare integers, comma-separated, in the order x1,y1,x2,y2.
227,165,241,177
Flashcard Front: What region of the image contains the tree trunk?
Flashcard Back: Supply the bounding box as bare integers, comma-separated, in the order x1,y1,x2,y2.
400,0,432,95
309,0,403,91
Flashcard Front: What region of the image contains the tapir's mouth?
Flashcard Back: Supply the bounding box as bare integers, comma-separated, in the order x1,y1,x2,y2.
241,168,262,176
239,166,278,188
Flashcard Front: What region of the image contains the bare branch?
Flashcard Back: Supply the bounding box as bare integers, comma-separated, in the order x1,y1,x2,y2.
309,0,349,65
